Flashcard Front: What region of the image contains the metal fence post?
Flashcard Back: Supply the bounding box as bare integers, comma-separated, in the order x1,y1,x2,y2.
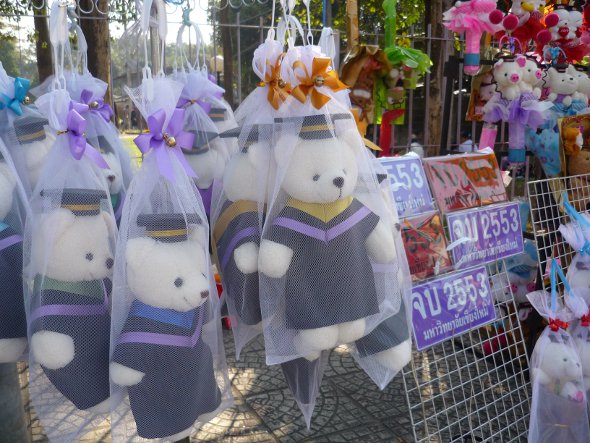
0,363,30,443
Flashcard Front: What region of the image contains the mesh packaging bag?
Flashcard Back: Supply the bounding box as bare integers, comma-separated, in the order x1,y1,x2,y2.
258,45,412,365
0,140,29,363
109,75,232,441
210,34,287,358
527,260,590,443
0,65,56,195
23,87,115,441
560,195,590,295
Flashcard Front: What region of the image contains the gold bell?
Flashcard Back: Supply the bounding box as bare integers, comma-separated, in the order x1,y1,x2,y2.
164,133,177,148
278,79,286,89
23,96,31,105
314,76,325,87
89,100,100,109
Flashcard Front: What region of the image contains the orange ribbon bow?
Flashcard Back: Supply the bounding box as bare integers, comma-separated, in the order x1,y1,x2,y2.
291,57,348,109
258,57,291,110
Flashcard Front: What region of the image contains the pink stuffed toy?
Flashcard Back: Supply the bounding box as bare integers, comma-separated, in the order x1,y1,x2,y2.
544,5,590,63
443,0,501,75
489,1,551,53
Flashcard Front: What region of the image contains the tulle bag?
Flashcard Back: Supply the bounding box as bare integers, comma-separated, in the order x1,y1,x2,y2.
0,140,29,363
527,259,590,443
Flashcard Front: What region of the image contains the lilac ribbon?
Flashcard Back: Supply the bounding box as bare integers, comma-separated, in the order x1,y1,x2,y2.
63,102,108,168
177,97,212,113
80,89,114,122
134,108,196,183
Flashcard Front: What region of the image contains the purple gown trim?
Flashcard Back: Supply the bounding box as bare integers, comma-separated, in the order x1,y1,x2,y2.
0,234,22,252
220,226,259,270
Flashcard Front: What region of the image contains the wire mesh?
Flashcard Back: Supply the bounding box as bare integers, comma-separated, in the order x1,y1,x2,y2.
402,266,531,442
527,173,590,295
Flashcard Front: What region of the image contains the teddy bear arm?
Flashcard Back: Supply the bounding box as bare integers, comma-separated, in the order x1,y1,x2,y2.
563,96,573,106
560,381,584,400
365,220,396,263
31,330,75,370
110,362,145,386
233,242,259,274
374,338,412,371
548,92,558,102
258,240,293,278
531,367,551,385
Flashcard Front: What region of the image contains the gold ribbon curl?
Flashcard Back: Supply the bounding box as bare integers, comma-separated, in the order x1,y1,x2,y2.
291,57,348,109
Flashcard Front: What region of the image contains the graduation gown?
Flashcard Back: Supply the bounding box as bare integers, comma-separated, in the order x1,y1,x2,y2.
112,300,221,439
0,222,26,341
354,300,409,357
30,276,111,410
265,197,381,330
198,185,213,218
111,191,124,226
214,200,261,326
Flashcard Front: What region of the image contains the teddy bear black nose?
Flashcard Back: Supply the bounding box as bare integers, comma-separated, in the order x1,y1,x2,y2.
107,175,115,183
106,258,114,269
200,290,210,299
333,177,344,188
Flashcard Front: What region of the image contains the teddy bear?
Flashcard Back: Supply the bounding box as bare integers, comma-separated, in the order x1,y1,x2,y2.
545,65,578,106
544,6,589,63
258,113,398,361
504,239,539,306
569,149,590,176
213,126,271,342
492,56,526,101
0,160,27,363
13,114,55,192
29,188,115,411
184,130,228,219
92,135,125,223
522,56,544,98
110,213,222,440
568,64,590,105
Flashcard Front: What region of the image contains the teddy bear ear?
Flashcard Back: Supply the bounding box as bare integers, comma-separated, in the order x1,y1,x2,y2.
41,208,77,240
101,211,117,240
187,223,207,245
273,134,299,169
0,163,16,190
339,128,363,155
247,142,271,170
126,237,155,264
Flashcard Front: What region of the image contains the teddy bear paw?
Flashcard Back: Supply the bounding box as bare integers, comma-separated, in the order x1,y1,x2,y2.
0,338,27,363
259,240,293,278
563,96,573,106
374,339,412,371
110,362,145,386
31,331,75,370
234,242,259,274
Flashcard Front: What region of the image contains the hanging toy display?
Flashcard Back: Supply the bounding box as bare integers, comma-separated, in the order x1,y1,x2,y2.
23,4,115,440
108,1,231,440
0,142,28,363
527,260,590,442
0,65,55,195
543,4,589,64
442,0,501,75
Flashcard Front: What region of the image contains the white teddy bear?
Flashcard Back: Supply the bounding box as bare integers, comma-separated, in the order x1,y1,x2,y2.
110,215,222,441
0,161,27,363
259,113,397,360
522,56,543,98
567,64,590,104
29,189,115,411
492,56,526,101
546,65,579,106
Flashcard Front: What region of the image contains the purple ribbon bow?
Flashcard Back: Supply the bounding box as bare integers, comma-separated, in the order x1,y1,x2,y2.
177,97,212,113
64,102,108,168
80,89,114,122
134,108,196,183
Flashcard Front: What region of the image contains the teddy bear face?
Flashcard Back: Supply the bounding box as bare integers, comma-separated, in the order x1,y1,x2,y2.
0,163,16,221
549,9,578,41
222,142,270,203
493,59,524,90
547,67,578,95
523,59,543,88
125,232,209,312
568,65,590,97
186,139,227,189
278,135,359,204
102,152,123,195
34,209,116,282
23,131,55,191
538,338,583,382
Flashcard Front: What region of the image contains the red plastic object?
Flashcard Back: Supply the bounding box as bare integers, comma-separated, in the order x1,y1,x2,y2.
215,274,232,330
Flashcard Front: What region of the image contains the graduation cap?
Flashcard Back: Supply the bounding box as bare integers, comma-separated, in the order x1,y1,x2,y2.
41,188,107,216
185,131,219,155
14,115,48,144
274,113,352,140
220,124,273,152
573,64,590,74
137,212,201,242
554,63,570,73
208,107,226,122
